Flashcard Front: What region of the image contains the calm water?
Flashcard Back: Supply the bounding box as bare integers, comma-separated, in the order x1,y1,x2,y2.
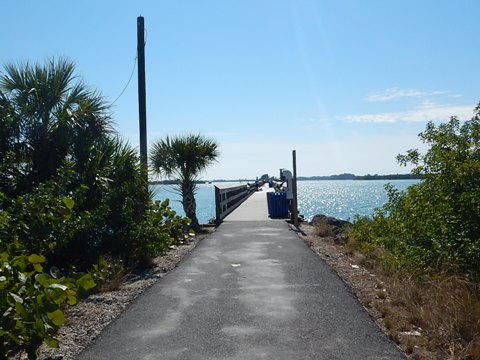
150,182,239,224
151,179,420,224
297,179,420,221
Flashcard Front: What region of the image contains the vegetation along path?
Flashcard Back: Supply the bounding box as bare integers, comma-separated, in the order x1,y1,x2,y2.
78,191,404,360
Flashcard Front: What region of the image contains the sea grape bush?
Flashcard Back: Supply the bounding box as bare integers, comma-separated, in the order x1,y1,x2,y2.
0,190,190,357
0,178,77,256
350,104,480,278
0,251,95,360
128,199,192,267
0,139,191,272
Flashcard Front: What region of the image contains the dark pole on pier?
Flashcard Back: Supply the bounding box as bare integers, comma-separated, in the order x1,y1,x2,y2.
137,16,147,169
291,150,299,227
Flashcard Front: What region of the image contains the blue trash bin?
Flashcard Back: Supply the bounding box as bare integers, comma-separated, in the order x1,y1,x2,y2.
267,192,289,218
267,192,274,216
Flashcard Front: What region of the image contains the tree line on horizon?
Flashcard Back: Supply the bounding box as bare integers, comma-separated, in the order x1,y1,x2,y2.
151,173,422,184
297,173,423,181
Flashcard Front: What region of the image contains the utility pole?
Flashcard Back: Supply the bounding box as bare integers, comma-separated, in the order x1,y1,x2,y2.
137,16,147,168
136,16,148,215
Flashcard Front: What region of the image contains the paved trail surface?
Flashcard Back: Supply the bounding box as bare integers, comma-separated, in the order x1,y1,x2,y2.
78,191,404,359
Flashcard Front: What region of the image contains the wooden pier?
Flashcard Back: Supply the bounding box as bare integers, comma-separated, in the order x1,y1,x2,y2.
222,184,273,221
215,183,275,223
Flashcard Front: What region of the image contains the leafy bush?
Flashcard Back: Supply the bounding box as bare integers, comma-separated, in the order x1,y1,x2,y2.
350,104,480,278
128,199,192,267
0,176,77,255
0,252,95,359
0,163,191,271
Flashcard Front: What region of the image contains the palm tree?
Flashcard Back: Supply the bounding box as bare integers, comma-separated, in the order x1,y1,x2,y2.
150,134,219,230
0,57,111,194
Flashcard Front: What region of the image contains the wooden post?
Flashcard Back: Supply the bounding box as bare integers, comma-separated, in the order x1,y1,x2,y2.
137,16,147,168
292,150,299,227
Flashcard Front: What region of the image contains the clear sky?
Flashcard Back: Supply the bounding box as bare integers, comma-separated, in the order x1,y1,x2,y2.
2,1,479,180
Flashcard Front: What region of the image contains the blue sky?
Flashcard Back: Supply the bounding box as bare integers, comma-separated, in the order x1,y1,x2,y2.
2,1,479,180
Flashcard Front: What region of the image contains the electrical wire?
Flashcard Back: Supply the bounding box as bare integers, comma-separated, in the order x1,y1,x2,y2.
111,56,137,106
111,24,146,106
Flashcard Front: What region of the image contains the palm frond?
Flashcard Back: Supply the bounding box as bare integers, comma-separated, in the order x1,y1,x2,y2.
150,133,219,180
0,57,113,187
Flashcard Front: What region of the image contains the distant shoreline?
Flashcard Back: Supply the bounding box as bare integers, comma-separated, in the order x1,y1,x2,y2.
298,173,423,181
149,173,422,185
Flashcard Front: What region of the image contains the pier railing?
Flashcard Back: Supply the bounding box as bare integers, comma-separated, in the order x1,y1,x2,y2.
215,184,256,224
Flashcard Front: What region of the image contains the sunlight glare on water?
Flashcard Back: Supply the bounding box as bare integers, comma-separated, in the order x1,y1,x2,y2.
150,180,420,224
297,180,420,221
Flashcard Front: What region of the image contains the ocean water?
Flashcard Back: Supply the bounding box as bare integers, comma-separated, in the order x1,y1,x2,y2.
150,182,240,224
297,179,420,221
151,179,420,224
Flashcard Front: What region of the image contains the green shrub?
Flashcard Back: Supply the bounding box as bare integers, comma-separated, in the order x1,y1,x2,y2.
128,199,192,267
0,251,95,359
108,199,192,268
0,166,190,271
350,104,480,278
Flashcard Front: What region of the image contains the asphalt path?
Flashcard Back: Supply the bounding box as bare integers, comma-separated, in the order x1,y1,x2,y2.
78,220,405,359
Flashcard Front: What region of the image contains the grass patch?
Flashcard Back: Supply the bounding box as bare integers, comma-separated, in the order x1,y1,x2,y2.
314,221,336,237
382,273,480,359
345,235,480,359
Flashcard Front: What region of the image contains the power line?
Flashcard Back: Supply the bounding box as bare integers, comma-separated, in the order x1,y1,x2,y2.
111,24,146,106
111,56,137,105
